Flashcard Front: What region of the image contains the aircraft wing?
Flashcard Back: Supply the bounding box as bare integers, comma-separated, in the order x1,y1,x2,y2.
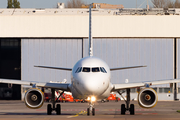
112,79,180,91
0,78,71,91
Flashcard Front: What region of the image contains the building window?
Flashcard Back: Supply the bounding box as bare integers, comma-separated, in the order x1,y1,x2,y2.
159,87,172,93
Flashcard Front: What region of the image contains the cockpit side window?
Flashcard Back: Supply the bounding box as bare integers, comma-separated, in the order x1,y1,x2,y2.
102,67,107,73
77,67,82,73
75,67,80,73
92,67,100,72
100,67,104,72
75,67,82,73
82,67,90,72
100,67,107,73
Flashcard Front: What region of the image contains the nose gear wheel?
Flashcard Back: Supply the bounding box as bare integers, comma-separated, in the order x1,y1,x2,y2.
87,101,95,116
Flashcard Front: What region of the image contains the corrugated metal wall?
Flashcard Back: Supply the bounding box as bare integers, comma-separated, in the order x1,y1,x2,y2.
22,38,174,87
84,38,173,87
21,39,82,83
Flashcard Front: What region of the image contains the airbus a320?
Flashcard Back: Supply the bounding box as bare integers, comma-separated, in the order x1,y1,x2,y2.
0,5,180,116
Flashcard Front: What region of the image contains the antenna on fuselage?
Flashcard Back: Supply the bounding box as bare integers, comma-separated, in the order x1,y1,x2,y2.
89,4,93,57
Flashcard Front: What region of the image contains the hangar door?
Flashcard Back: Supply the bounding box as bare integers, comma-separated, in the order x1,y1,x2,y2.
21,39,82,84
84,38,173,87
0,39,21,100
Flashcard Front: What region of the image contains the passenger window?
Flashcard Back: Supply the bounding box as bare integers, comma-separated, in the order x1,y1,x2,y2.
92,67,100,72
82,67,90,72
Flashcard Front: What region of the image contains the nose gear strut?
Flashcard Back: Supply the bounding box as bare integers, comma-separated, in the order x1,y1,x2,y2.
87,100,95,116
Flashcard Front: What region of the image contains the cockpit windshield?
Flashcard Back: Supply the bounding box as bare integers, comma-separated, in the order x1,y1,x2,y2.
82,67,90,72
92,67,100,72
75,67,107,73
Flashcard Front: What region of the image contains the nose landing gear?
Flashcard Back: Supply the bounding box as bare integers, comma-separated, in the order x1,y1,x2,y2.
87,100,95,116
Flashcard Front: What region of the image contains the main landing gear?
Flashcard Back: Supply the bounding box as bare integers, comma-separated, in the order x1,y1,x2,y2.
47,89,62,115
87,101,95,116
118,89,135,115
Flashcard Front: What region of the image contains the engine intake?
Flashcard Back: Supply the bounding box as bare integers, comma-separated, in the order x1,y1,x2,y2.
24,88,44,109
138,88,158,108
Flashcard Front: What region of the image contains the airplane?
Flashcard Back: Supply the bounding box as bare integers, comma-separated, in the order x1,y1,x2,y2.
1,5,180,116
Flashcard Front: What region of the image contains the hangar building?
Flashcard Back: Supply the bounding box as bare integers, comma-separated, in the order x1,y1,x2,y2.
0,8,180,100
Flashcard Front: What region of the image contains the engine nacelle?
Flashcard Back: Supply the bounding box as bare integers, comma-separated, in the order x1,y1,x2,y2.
24,88,44,109
138,88,158,108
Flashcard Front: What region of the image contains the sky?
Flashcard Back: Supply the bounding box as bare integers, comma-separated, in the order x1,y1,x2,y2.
0,0,155,9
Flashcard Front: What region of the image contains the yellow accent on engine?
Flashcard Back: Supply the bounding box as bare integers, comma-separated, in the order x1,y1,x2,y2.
24,88,44,109
138,88,158,109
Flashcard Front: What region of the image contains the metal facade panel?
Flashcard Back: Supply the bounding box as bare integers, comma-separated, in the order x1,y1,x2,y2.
21,39,82,83
2,15,180,38
84,38,173,87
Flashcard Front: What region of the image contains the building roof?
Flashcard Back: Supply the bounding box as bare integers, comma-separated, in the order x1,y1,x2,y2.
0,8,180,16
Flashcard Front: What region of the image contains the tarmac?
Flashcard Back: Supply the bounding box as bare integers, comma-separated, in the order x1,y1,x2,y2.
0,100,180,120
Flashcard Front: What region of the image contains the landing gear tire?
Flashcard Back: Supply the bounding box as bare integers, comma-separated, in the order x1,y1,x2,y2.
56,104,61,115
87,108,90,116
92,108,95,116
130,104,134,115
121,104,126,115
47,104,52,115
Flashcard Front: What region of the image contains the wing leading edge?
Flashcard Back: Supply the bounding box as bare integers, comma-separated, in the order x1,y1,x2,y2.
112,79,180,91
0,78,71,91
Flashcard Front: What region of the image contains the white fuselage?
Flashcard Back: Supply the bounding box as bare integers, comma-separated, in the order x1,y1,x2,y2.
70,56,113,100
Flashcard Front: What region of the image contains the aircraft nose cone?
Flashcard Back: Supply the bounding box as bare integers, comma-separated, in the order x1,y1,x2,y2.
80,77,105,95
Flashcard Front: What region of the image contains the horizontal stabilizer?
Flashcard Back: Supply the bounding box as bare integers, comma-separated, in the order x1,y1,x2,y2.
34,66,72,71
110,65,146,71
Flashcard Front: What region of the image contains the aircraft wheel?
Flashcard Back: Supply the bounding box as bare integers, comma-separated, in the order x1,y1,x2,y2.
56,104,61,115
87,108,90,116
121,104,126,115
130,104,134,115
92,108,95,116
47,104,52,115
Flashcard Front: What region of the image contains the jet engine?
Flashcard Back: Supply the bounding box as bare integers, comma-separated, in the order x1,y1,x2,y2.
24,88,44,109
138,88,158,108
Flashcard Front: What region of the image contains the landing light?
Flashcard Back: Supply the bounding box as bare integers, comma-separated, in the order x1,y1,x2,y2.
87,97,90,101
91,96,96,102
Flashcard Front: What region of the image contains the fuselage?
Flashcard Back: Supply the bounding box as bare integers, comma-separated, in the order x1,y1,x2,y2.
70,56,113,100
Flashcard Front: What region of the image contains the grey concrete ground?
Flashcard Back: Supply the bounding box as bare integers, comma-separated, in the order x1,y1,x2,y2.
0,100,180,120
